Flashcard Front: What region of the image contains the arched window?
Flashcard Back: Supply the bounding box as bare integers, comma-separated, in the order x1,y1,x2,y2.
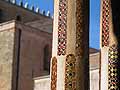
43,45,50,72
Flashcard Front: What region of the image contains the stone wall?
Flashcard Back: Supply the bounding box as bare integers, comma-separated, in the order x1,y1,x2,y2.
0,0,52,23
0,21,15,90
90,52,100,90
90,69,99,90
16,22,52,90
34,76,50,90
0,20,52,90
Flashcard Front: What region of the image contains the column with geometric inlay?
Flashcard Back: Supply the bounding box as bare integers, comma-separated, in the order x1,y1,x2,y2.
100,0,120,90
108,0,120,89
100,0,110,90
50,0,89,90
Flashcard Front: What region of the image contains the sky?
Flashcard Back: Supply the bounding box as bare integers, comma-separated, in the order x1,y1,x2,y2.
90,0,100,49
16,0,100,49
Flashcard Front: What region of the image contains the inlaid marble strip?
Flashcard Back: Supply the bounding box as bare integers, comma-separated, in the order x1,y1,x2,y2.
65,54,76,90
76,0,84,57
51,57,57,90
76,0,89,89
102,0,110,47
57,0,68,56
108,45,120,90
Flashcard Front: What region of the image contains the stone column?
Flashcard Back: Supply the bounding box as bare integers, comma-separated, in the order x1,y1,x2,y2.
50,0,89,90
100,0,120,90
108,0,120,89
100,0,110,90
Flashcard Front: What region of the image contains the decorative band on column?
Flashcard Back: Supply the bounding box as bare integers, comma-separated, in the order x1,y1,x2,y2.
76,1,89,89
76,0,84,57
101,0,110,47
108,45,120,90
51,57,57,90
65,54,76,90
57,0,68,56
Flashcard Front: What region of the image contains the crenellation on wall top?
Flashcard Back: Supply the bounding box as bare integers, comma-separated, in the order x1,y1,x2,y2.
2,0,53,18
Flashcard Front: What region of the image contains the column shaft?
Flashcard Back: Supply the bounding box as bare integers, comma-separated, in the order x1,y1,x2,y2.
51,0,89,90
100,0,120,89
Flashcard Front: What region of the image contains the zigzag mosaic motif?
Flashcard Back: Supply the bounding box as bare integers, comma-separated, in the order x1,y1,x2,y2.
51,57,57,90
57,0,68,56
108,45,120,90
65,54,76,90
102,0,110,47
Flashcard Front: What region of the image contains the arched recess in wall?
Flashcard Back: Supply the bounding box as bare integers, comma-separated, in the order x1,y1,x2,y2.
0,9,3,22
16,15,22,21
43,45,50,72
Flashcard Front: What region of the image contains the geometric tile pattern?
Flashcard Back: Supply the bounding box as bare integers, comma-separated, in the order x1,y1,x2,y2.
65,54,76,90
51,57,57,90
57,0,68,56
101,0,110,47
108,45,120,90
76,1,89,89
76,0,84,57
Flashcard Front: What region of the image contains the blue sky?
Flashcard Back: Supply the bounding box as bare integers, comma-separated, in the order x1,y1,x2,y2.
16,0,100,49
90,0,100,49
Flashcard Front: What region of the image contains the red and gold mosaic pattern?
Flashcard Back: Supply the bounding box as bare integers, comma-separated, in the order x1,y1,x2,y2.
65,54,76,90
108,45,120,90
51,57,57,90
101,0,110,47
57,0,68,56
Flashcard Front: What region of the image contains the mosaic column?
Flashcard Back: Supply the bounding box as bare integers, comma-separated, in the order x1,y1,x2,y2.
50,0,89,90
100,0,120,90
108,0,120,89
100,0,110,90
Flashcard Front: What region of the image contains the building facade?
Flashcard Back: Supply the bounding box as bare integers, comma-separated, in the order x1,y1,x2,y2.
0,0,52,90
0,0,100,90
